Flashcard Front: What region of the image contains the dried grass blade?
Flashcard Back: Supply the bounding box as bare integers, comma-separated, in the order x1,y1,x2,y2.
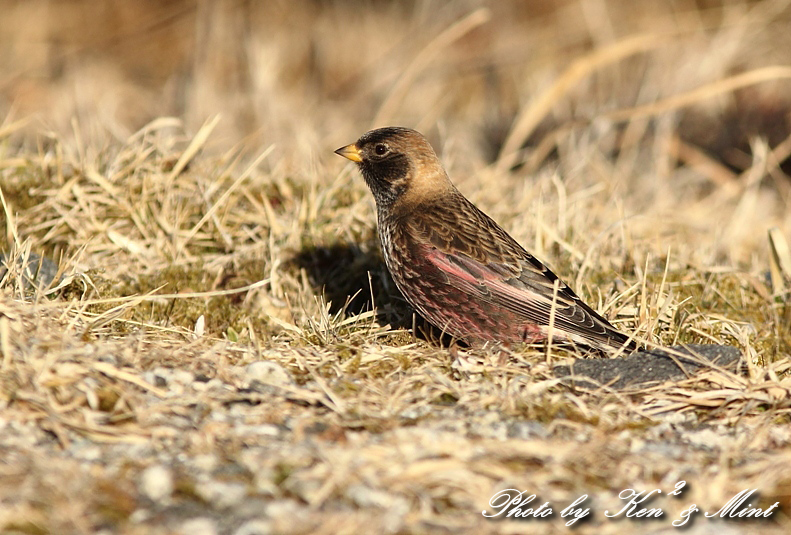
167,114,221,182
768,227,791,296
605,66,791,122
497,34,663,170
92,361,169,397
373,8,491,126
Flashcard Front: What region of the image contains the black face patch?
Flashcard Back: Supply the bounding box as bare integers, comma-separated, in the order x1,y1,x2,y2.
365,152,409,184
360,152,410,206
351,127,424,207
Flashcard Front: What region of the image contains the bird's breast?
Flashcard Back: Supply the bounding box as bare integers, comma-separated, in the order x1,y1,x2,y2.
377,216,407,283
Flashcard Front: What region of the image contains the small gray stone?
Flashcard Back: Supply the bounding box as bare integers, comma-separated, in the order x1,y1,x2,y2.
0,252,60,290
74,445,103,462
195,480,247,509
129,509,151,523
233,519,273,535
234,424,280,438
97,353,120,366
178,518,217,535
346,484,401,509
264,499,303,521
507,421,549,440
246,361,293,386
140,464,174,502
684,426,733,450
172,369,196,385
191,454,219,472
193,378,227,392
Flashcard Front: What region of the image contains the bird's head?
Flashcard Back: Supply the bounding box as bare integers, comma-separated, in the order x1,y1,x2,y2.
335,127,452,209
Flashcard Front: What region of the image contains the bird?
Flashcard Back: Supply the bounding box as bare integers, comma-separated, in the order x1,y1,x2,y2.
335,126,638,354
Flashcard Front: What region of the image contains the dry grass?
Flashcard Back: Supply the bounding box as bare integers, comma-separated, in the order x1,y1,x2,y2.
1,1,791,534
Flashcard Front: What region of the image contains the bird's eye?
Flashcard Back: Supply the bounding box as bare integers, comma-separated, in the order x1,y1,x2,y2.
374,143,388,156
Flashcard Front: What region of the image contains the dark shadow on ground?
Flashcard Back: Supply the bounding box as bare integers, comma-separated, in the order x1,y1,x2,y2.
291,242,460,346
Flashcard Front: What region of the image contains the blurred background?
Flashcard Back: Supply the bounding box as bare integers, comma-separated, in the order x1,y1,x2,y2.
1,0,790,270
2,0,790,162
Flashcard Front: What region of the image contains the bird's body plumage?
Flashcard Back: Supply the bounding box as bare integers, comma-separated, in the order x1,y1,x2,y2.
336,127,637,354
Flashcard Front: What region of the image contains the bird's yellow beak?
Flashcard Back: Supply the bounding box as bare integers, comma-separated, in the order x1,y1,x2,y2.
334,144,363,163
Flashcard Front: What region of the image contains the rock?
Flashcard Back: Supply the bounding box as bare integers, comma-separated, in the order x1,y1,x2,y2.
192,454,219,473
195,480,247,509
0,252,60,290
507,421,549,440
554,344,742,390
245,361,293,386
233,519,273,535
178,517,218,535
140,464,174,503
683,427,733,450
264,499,303,521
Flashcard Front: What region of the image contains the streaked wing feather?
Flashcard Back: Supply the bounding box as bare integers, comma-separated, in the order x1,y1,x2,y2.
408,192,632,349
424,247,614,341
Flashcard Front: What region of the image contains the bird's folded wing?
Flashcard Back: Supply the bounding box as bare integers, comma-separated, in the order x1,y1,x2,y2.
423,246,618,342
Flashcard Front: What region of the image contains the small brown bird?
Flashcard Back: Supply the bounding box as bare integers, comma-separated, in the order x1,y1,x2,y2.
335,127,637,354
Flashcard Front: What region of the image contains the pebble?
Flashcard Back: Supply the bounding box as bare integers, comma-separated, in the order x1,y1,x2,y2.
684,427,733,450
264,499,303,521
233,424,280,439
74,445,103,462
233,519,273,535
97,353,120,366
195,480,247,509
0,252,60,290
770,425,791,446
172,369,196,385
140,464,174,502
346,484,396,508
507,421,549,440
245,361,293,386
193,378,227,392
191,453,219,472
178,517,217,535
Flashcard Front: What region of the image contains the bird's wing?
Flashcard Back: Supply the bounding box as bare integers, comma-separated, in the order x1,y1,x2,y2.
407,197,635,350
